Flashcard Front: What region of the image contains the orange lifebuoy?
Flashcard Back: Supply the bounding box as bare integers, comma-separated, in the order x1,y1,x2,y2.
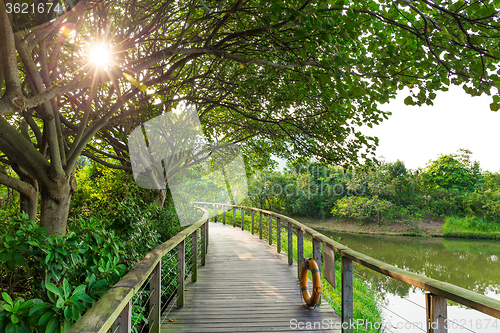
300,258,321,307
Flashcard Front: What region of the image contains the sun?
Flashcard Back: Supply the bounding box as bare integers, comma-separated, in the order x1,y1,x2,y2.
89,45,111,67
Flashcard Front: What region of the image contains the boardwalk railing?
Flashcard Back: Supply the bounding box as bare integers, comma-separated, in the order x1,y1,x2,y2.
195,202,500,333
68,207,209,333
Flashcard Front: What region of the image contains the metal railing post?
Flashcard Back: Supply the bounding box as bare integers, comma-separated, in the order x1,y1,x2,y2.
341,256,353,333
241,208,245,230
259,211,263,239
276,217,281,253
251,210,255,235
268,214,272,245
297,229,303,279
233,207,236,228
426,293,448,333
192,230,198,282
223,205,226,225
111,300,131,333
288,222,293,265
149,261,161,333
177,240,185,308
214,204,217,223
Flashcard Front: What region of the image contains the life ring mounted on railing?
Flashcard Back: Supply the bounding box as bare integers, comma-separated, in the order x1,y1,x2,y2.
300,258,321,307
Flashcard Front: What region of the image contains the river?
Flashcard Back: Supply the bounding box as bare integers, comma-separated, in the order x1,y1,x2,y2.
317,229,500,333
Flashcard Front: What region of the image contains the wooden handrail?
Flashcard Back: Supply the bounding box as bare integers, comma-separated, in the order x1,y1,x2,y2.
196,202,500,322
69,207,209,333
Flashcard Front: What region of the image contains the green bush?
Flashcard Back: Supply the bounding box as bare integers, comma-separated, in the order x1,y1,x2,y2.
331,195,393,223
0,214,125,333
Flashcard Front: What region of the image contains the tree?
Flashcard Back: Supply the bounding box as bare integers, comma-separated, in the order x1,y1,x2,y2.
422,149,481,191
1,0,499,235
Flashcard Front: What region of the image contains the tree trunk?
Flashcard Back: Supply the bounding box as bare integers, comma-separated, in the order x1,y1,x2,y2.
20,192,37,220
153,189,167,208
39,178,74,236
18,175,38,220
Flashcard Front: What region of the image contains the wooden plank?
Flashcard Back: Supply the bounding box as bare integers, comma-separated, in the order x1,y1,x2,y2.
313,237,322,305
233,207,236,227
177,240,185,308
297,229,304,279
150,261,161,333
251,210,255,235
112,300,131,333
426,293,448,333
341,256,353,333
259,211,263,239
268,214,272,245
206,218,209,248
323,245,336,288
241,208,245,230
191,231,197,282
201,223,206,266
276,217,281,253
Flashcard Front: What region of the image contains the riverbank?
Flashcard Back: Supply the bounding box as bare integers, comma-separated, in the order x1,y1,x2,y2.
295,216,445,237
296,215,500,240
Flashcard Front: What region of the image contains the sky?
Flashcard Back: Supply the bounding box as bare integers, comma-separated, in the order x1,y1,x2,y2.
274,85,500,172
360,85,500,172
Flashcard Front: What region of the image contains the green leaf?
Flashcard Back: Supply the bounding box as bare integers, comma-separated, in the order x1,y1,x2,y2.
75,295,92,303
490,102,499,112
71,285,86,297
403,96,413,105
3,304,13,313
5,321,20,333
45,252,54,264
90,280,107,291
28,303,51,318
38,311,54,326
63,279,70,299
2,293,13,305
64,307,72,321
18,300,33,310
71,305,80,321
55,298,64,309
12,253,26,267
10,314,18,324
45,284,61,298
45,316,58,333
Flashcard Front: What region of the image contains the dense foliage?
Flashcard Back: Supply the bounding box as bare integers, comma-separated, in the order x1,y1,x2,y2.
0,161,182,332
245,150,500,225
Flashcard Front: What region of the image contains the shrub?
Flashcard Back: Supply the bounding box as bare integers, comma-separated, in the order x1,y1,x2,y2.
0,214,126,332
331,195,393,223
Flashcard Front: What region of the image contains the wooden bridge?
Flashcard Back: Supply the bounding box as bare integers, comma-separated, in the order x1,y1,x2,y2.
162,222,341,332
69,204,500,333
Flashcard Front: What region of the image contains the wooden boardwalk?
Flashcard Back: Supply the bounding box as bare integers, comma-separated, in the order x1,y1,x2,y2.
161,222,341,332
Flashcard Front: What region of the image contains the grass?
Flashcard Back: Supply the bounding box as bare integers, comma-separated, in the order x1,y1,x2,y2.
443,215,500,239
212,209,386,332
